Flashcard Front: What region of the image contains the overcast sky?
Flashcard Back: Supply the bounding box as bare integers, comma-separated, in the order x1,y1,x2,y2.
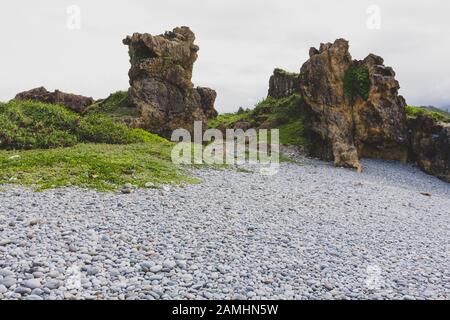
1,0,449,112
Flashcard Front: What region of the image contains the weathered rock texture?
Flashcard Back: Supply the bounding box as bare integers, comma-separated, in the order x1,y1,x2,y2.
265,38,449,182
407,116,450,182
353,54,408,162
14,87,94,114
300,40,362,171
299,39,408,171
268,68,300,99
123,26,217,137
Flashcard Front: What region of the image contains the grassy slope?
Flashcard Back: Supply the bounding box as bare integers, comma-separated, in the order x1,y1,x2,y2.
208,94,306,147
406,105,450,123
0,99,194,191
84,91,140,121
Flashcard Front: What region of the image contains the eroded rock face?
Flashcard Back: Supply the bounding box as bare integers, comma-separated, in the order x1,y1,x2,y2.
353,54,408,162
299,39,408,171
123,26,217,137
408,116,450,182
14,87,94,113
300,39,361,171
268,68,300,99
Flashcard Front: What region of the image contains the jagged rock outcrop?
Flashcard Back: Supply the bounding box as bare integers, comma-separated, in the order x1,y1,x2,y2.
299,39,408,171
14,87,94,113
268,68,300,99
300,39,362,171
408,116,450,182
265,38,449,182
353,54,408,162
123,26,217,137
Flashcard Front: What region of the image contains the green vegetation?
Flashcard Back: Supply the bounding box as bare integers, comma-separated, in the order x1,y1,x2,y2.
343,65,371,100
0,100,153,149
208,111,252,129
406,105,450,123
84,91,140,121
406,106,450,123
208,94,306,147
274,68,299,77
0,142,195,191
0,99,194,191
278,121,306,146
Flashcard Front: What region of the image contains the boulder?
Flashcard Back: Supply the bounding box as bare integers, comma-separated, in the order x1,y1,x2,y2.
14,87,94,114
407,116,450,182
123,26,217,138
268,68,300,99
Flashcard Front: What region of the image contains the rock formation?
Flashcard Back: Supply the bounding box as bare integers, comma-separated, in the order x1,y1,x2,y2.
353,54,408,162
268,68,300,99
408,116,450,182
299,39,362,171
14,87,94,114
123,26,217,138
299,39,409,171
265,38,449,182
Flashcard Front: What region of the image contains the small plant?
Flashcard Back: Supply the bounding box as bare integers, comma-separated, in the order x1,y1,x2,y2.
344,65,371,100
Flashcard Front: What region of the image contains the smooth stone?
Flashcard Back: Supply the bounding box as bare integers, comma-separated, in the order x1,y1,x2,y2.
0,269,14,277
0,284,7,294
0,277,16,288
0,239,12,246
163,260,176,270
15,287,32,295
31,288,44,296
22,279,41,289
45,279,61,290
25,294,44,300
150,265,163,273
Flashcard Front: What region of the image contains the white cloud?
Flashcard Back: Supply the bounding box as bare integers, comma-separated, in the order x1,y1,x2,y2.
0,0,449,112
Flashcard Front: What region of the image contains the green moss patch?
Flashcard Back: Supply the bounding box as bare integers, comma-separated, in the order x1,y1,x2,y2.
344,65,371,100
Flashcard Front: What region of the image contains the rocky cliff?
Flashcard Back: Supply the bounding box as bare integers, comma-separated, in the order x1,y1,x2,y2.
268,68,300,99
299,39,409,171
123,26,217,138
14,87,94,114
267,39,449,182
408,116,450,182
